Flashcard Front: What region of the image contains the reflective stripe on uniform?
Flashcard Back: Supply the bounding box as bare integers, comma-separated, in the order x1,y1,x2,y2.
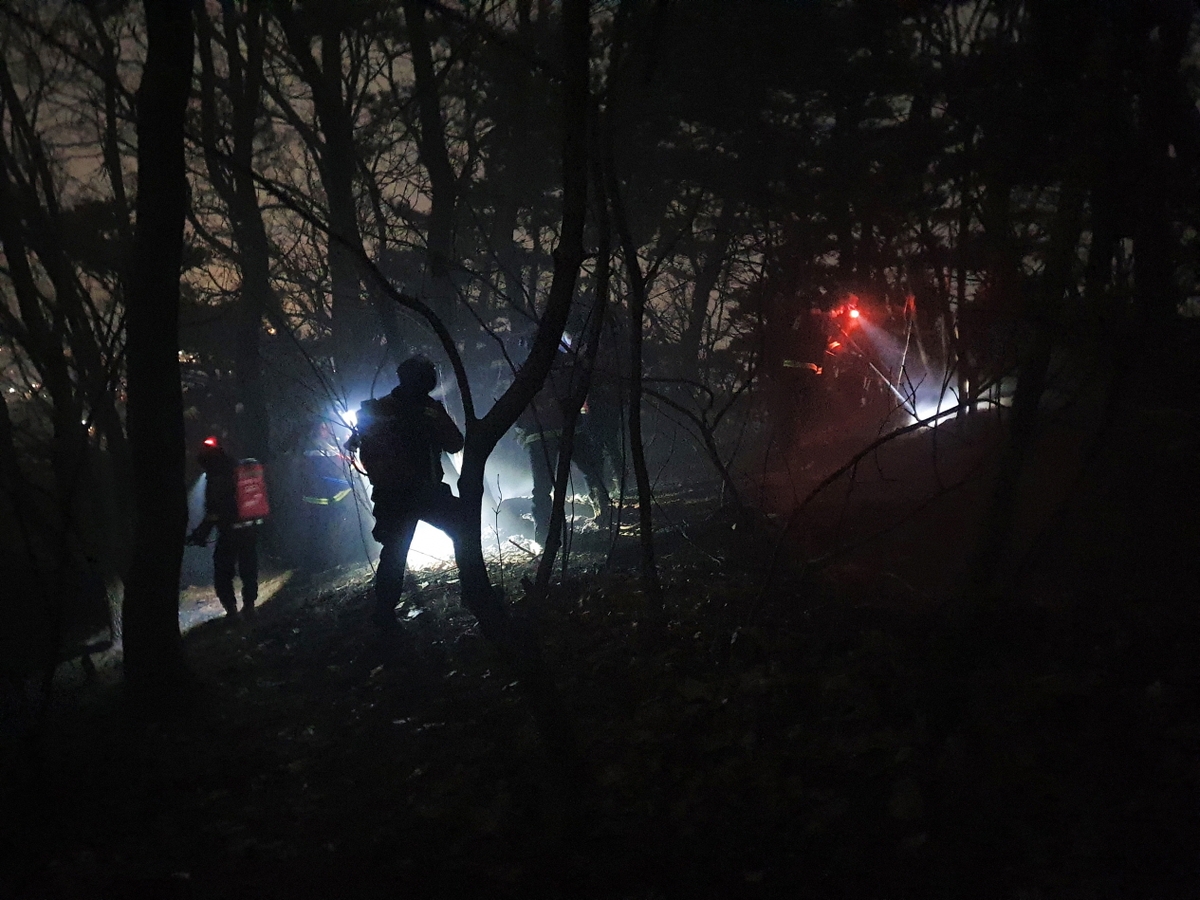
303,487,352,505
782,360,822,374
517,429,562,447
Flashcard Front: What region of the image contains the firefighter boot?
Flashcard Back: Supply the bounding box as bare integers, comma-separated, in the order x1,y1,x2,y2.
591,483,613,529
242,585,257,619
215,584,238,619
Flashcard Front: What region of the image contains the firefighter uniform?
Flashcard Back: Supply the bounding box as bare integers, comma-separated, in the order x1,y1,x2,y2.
516,352,611,544
188,442,261,619
346,357,464,627
300,427,355,573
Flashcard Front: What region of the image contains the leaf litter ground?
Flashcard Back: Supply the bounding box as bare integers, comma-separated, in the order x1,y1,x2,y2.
7,406,1200,899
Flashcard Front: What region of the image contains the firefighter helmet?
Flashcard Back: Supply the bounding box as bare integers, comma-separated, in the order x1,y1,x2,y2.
395,356,438,396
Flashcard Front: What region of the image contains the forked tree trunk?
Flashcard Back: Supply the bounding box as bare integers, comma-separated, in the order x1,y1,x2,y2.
454,0,592,645
535,200,611,592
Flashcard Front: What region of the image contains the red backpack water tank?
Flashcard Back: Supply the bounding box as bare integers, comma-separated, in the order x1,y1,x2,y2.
235,459,270,521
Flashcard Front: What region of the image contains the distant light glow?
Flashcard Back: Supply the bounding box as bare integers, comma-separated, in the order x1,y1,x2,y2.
203,436,218,447
913,403,956,425
909,387,960,427
187,473,208,531
338,406,357,428
408,522,455,566
849,308,860,319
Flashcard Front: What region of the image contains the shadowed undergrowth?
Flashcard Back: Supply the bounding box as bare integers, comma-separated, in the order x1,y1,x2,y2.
6,408,1200,900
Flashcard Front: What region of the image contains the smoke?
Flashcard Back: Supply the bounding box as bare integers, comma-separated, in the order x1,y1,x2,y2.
910,384,960,426
315,350,548,569
180,475,213,587
408,521,456,564
187,473,207,529
854,319,960,426
322,430,537,569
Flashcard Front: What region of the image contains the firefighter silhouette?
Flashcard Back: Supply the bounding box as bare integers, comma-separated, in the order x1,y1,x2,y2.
345,357,465,627
299,421,355,574
515,342,612,544
763,303,828,454
187,436,264,619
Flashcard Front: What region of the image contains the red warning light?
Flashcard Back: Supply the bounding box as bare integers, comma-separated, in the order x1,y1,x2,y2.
203,436,219,448
829,301,862,326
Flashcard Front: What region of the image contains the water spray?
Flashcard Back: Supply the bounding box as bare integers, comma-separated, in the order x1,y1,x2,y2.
831,317,918,416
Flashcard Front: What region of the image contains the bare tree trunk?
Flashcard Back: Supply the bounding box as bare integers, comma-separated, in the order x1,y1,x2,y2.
455,0,592,642
0,392,39,561
276,9,374,395
226,7,271,461
121,0,193,712
197,2,271,459
321,27,372,395
400,0,464,394
0,146,80,521
678,202,733,367
362,188,407,368
590,0,663,600
604,139,661,600
0,50,131,569
0,65,87,540
402,0,458,282
954,166,974,412
1131,0,1190,331
969,179,1084,596
535,193,610,592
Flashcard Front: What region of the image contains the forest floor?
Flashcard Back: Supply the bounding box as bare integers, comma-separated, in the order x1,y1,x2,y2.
5,392,1200,900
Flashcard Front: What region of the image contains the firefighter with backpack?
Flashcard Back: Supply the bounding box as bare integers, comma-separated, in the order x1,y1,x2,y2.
187,436,268,620
345,356,465,628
